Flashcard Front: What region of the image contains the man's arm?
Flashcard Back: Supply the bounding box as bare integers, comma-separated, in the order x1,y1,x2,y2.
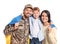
3,24,14,35
4,15,22,35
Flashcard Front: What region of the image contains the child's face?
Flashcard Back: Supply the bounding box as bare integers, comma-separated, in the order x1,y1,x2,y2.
33,10,40,19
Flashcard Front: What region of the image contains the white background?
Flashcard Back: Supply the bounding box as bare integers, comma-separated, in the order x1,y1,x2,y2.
0,0,60,44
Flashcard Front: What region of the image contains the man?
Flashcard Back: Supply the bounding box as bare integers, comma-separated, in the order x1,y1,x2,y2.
9,4,33,25
4,4,33,44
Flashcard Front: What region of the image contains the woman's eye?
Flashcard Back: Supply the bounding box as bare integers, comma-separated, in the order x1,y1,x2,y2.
42,15,44,17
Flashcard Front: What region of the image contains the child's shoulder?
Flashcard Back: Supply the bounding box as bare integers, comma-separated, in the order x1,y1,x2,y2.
29,16,34,19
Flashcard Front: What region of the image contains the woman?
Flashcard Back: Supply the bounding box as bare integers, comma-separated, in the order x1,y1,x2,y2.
40,10,57,44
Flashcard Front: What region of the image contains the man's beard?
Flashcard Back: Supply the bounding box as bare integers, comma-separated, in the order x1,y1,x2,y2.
24,13,31,18
24,14,30,18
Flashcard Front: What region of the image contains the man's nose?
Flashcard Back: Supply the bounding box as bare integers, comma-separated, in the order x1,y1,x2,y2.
28,11,30,13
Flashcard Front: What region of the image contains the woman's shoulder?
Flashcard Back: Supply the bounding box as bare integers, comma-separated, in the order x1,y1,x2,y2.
50,24,56,28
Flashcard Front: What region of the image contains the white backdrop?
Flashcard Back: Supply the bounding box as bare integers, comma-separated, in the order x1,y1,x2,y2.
0,0,60,44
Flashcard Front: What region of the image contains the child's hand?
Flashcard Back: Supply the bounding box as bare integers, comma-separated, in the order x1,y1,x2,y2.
14,22,19,30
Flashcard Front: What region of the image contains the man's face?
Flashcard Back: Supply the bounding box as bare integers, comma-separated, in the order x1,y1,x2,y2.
23,8,33,18
33,10,40,19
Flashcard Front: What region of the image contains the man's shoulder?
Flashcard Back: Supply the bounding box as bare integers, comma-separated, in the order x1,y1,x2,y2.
16,15,22,20
9,14,22,25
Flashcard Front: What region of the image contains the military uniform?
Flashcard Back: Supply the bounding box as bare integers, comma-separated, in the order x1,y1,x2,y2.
4,17,30,44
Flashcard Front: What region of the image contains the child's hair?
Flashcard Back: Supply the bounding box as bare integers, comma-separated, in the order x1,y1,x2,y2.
33,7,40,12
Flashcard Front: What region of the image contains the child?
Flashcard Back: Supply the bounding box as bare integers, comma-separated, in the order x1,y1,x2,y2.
29,7,44,44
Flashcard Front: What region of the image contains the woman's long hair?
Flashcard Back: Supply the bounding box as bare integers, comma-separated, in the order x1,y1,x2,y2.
40,10,51,24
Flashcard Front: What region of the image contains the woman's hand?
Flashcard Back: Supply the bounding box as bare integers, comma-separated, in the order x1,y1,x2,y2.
45,22,52,33
47,25,52,33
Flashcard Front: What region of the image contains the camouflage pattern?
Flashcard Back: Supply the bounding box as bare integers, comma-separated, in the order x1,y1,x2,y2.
4,17,30,44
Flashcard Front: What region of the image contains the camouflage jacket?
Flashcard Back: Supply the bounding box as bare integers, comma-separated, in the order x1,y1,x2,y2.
4,17,30,44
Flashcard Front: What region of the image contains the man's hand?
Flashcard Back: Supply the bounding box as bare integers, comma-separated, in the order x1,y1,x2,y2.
14,22,19,30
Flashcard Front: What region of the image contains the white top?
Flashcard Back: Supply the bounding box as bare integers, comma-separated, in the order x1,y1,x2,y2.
32,18,40,38
29,16,44,41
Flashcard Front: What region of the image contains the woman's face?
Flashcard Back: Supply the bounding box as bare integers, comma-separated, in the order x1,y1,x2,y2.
41,12,48,23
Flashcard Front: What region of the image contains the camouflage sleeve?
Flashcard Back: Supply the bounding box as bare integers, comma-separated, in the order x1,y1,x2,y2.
3,24,15,35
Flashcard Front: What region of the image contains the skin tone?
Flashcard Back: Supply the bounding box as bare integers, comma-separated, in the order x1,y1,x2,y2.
41,12,51,33
23,8,33,18
14,8,33,29
33,10,40,19
14,22,19,30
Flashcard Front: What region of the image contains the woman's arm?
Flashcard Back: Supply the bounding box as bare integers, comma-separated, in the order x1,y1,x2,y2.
48,27,57,44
